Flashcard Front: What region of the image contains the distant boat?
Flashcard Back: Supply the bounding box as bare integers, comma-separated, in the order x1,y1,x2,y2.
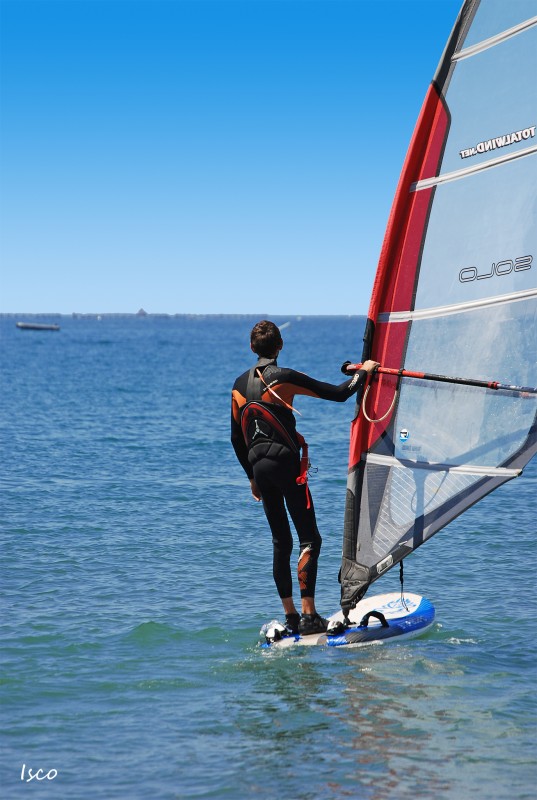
16,322,60,331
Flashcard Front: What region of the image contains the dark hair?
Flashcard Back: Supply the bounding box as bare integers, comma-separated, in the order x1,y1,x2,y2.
250,320,283,357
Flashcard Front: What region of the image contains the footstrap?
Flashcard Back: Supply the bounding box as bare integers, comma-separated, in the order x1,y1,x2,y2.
359,610,389,628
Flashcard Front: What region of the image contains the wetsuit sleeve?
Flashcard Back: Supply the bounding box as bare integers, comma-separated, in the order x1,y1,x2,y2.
277,368,369,402
231,394,254,479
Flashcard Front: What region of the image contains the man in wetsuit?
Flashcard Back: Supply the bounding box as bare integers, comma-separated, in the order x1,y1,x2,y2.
230,320,378,636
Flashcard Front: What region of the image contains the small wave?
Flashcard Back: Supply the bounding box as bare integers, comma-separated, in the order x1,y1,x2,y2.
120,620,247,648
446,637,479,646
123,620,183,644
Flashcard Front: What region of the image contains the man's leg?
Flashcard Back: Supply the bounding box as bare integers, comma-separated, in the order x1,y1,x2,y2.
285,486,321,603
253,460,299,620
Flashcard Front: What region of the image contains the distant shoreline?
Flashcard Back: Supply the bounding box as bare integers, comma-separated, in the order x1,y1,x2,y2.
1,312,366,320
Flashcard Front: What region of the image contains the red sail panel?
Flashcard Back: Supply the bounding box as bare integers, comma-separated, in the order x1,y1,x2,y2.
348,85,449,469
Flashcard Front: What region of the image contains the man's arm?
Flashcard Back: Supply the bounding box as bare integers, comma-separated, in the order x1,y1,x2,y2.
272,360,378,404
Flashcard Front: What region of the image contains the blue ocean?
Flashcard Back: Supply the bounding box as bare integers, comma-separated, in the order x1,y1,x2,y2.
1,314,536,800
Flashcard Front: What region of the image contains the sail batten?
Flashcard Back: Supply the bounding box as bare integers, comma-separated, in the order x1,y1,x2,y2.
340,0,537,613
453,14,537,61
379,288,537,323
411,143,537,191
365,453,522,478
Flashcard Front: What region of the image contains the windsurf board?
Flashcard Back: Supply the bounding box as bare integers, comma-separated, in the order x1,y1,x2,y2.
261,592,435,649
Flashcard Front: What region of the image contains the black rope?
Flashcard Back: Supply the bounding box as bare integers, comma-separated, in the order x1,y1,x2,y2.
400,561,408,611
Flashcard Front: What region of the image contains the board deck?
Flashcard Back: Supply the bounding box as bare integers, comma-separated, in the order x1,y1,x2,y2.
261,592,435,648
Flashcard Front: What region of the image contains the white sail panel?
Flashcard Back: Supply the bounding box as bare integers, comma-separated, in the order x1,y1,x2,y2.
412,158,536,310
440,23,536,174
461,0,537,49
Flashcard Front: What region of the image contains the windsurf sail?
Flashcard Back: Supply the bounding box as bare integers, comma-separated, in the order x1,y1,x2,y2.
340,0,537,614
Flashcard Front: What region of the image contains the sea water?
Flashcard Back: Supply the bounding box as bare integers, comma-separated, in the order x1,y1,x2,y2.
1,315,536,800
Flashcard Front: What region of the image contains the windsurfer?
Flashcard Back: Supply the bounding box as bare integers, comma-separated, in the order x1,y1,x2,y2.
230,319,378,635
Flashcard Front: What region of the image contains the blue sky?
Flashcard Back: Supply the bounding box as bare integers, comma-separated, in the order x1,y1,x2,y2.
0,0,461,315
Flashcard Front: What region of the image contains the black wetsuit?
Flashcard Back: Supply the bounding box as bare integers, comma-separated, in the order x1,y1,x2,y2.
231,358,367,600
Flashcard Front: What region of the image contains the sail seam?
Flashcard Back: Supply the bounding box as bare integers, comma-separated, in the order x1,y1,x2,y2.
452,15,537,62
365,453,521,478
411,144,537,192
378,288,537,323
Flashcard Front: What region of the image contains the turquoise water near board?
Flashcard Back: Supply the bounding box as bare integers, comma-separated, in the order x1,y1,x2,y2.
1,315,536,800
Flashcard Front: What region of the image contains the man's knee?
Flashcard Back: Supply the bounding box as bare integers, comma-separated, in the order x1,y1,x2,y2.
300,527,322,559
272,535,293,559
